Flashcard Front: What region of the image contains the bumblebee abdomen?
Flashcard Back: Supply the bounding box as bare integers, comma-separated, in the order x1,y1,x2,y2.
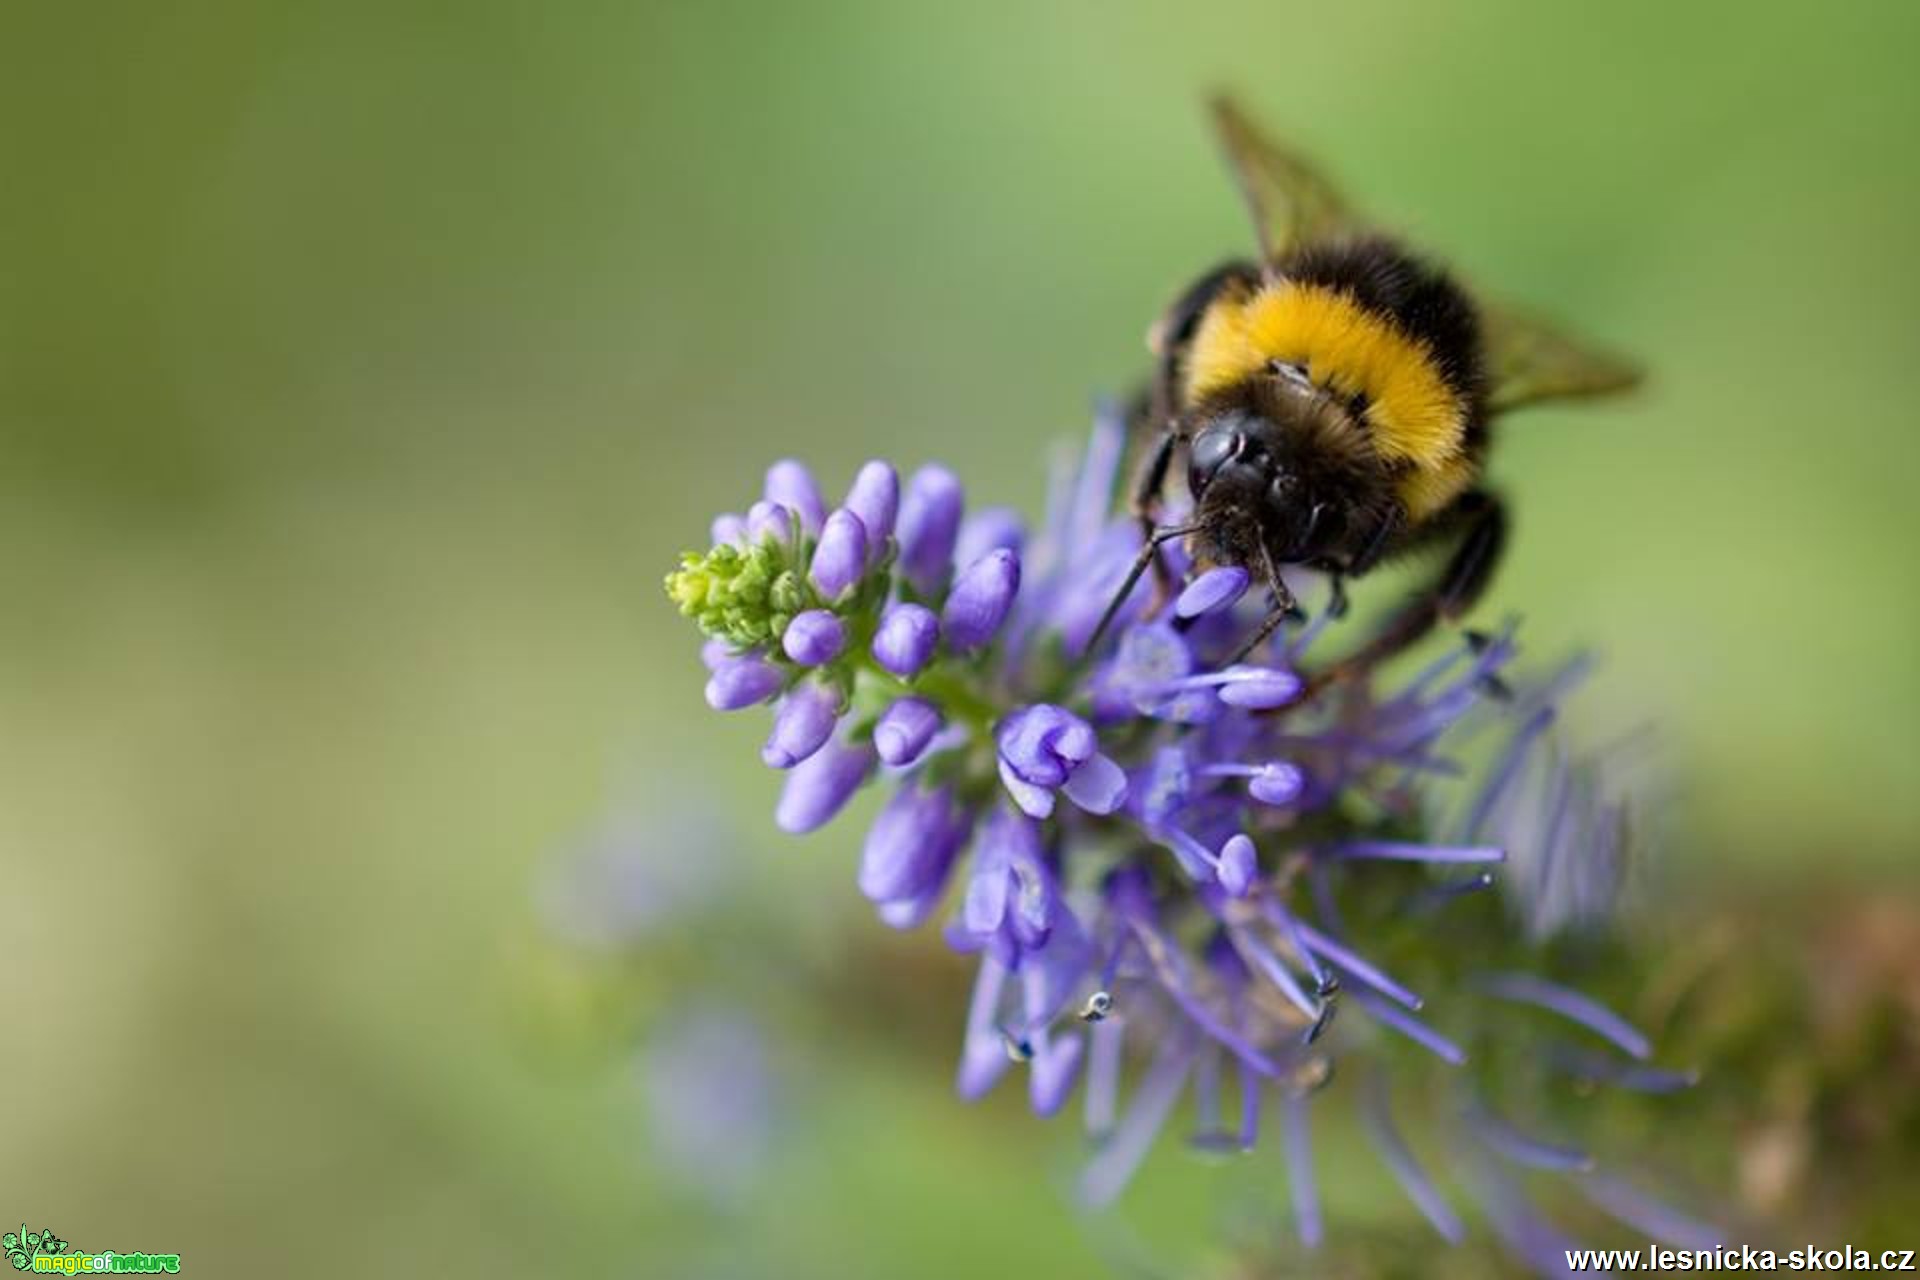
1182,237,1486,520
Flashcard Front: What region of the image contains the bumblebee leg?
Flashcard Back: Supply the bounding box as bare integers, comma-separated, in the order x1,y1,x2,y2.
1225,542,1301,666
1324,573,1350,619
1312,491,1506,687
1346,504,1404,577
1128,425,1181,607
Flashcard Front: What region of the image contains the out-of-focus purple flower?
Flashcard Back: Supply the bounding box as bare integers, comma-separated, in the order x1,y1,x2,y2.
764,459,825,535
761,682,840,768
874,696,943,766
781,609,846,667
872,602,939,677
896,464,963,595
536,799,734,952
809,510,869,599
638,1005,778,1205
842,461,899,555
942,548,1021,653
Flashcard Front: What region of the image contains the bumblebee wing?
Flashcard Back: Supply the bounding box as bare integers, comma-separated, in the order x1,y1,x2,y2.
1209,95,1362,263
1481,302,1642,416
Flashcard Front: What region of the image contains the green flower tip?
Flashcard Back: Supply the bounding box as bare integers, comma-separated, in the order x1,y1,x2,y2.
664,539,803,649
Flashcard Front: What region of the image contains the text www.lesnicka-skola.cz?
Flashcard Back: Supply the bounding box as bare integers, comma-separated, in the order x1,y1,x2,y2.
1566,1246,1918,1272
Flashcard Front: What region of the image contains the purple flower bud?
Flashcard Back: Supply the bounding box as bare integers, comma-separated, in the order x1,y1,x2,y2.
700,638,733,671
955,507,1026,570
704,656,783,710
896,464,963,595
859,783,964,903
842,461,899,554
761,682,841,768
781,609,846,667
872,602,939,677
1175,566,1251,619
746,500,794,543
873,696,943,766
1217,834,1258,896
1215,665,1304,710
764,459,825,535
710,512,747,545
775,738,875,833
942,548,1021,653
809,509,869,599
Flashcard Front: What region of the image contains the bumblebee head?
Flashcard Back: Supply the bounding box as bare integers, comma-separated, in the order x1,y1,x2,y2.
1186,379,1365,566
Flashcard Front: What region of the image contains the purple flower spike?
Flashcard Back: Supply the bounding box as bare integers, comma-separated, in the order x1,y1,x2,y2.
1175,566,1251,619
996,704,1126,818
874,696,943,766
809,510,869,599
670,416,1664,1241
764,459,825,535
775,738,875,833
1215,665,1304,709
843,461,899,554
746,500,795,543
872,602,940,677
896,464,964,595
942,548,1021,653
1217,834,1258,896
705,656,783,711
955,506,1026,569
781,609,845,667
761,682,841,768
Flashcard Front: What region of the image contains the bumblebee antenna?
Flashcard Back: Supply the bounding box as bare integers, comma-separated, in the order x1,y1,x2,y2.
1082,523,1197,660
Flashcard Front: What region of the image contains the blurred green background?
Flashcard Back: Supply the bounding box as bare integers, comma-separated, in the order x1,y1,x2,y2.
3,2,1916,1276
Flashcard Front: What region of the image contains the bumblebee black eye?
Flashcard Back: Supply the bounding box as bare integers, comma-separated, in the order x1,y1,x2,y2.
1187,424,1245,495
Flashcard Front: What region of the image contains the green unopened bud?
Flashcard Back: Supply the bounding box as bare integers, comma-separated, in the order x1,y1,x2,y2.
665,539,801,648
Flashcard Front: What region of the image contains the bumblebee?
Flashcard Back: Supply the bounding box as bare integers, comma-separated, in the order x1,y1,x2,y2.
1098,98,1639,676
